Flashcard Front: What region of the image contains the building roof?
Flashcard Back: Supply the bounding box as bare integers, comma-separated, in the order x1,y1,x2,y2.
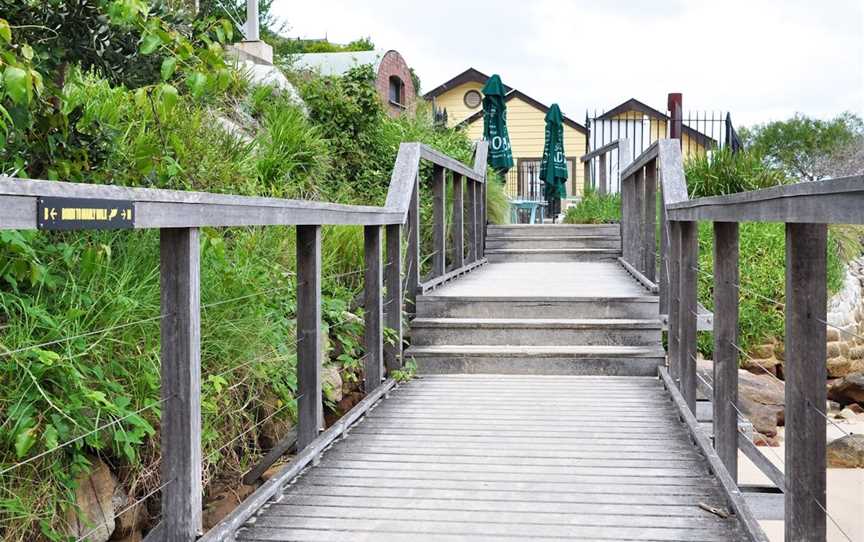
292,50,393,76
423,68,511,99
459,89,588,134
597,98,716,146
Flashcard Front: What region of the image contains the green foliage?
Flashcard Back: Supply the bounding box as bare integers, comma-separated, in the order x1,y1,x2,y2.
563,187,621,224
684,147,787,198
273,36,375,57
684,146,853,357
695,222,847,357
741,112,864,181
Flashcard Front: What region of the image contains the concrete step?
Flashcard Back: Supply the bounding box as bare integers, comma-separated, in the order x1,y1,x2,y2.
416,295,659,319
488,224,620,238
409,318,661,346
486,248,621,263
405,345,666,376
485,236,621,250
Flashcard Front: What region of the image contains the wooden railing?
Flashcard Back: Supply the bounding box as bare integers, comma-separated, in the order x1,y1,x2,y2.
0,141,488,541
621,137,863,541
579,138,632,196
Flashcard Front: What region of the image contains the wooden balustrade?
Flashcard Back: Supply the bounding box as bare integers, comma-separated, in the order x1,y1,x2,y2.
636,136,864,541
0,140,488,542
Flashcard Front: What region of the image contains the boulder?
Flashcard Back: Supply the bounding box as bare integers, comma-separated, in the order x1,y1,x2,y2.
699,359,784,439
112,485,149,537
66,458,119,542
203,483,255,530
828,373,864,406
826,434,864,468
322,364,344,403
827,356,854,378
238,60,305,113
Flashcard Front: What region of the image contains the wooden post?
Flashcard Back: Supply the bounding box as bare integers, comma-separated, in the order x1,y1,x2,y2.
598,153,607,196
159,227,202,540
405,175,420,317
432,165,446,277
679,220,698,413
364,225,384,391
466,180,477,262
384,223,402,373
785,223,827,542
667,220,681,384
451,174,464,269
659,202,669,315
583,160,591,193
713,221,738,481
296,225,322,450
643,163,657,282
480,181,487,257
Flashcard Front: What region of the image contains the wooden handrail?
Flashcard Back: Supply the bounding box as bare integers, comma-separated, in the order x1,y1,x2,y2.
579,138,632,196
0,140,489,542
623,136,860,542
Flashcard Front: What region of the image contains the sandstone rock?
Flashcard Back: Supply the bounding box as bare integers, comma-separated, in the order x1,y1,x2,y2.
753,433,781,447
66,458,119,542
827,342,842,358
827,328,841,342
258,394,293,451
848,403,864,414
700,359,785,439
322,364,343,403
751,343,776,359
849,346,864,360
113,486,149,537
260,461,291,482
828,373,864,406
203,483,255,530
112,532,142,542
827,356,853,378
826,434,864,468
838,407,862,420
742,355,781,377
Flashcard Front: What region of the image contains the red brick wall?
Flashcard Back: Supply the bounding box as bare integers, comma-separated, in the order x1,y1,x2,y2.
375,50,416,117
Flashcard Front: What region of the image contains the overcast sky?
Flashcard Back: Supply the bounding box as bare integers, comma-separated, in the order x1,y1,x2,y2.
272,0,863,127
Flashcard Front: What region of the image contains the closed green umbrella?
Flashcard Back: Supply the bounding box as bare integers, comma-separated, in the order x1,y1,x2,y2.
540,103,568,215
481,74,514,171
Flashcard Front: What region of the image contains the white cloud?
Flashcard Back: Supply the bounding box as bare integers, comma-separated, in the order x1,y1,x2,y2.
272,0,863,127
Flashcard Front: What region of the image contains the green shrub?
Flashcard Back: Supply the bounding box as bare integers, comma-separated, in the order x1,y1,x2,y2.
563,188,621,224
685,147,787,197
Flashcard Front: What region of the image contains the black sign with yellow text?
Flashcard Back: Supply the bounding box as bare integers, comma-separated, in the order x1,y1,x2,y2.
37,197,135,230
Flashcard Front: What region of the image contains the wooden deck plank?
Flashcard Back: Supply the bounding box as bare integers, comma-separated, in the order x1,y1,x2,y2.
237,375,751,541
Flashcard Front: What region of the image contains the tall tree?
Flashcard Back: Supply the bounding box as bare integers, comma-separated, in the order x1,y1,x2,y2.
742,112,863,181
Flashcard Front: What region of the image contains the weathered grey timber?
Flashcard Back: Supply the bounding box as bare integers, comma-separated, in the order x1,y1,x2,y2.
713,222,739,481
236,375,754,542
485,224,621,262
296,225,322,449
450,174,464,269
384,223,402,372
363,225,384,390
431,165,446,277
679,220,698,413
784,223,827,541
159,228,203,540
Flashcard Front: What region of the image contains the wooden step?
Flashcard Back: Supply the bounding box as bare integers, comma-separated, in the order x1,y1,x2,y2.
487,224,620,238
486,248,621,263
485,236,621,250
409,318,661,346
416,295,659,319
405,345,666,376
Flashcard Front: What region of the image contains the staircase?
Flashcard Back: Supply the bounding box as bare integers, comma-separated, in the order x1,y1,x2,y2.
485,223,621,262
406,224,665,376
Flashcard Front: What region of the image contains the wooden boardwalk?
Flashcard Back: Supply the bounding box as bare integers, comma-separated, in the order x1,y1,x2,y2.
237,374,750,541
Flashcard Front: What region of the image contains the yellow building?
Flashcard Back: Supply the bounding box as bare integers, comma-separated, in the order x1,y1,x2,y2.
424,69,589,211
593,98,716,160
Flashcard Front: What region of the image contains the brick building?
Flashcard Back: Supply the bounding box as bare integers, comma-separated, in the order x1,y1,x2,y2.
293,49,416,116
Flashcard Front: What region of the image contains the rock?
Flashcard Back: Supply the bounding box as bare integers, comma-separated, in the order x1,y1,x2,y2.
827,342,842,358
258,393,293,451
113,486,149,537
751,343,776,359
850,346,864,360
203,483,256,530
112,532,142,542
827,328,841,342
753,433,781,447
828,373,864,405
828,400,843,413
827,356,854,378
742,355,781,377
66,458,119,542
260,461,290,482
826,434,864,468
848,403,864,414
322,364,343,403
237,60,306,112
